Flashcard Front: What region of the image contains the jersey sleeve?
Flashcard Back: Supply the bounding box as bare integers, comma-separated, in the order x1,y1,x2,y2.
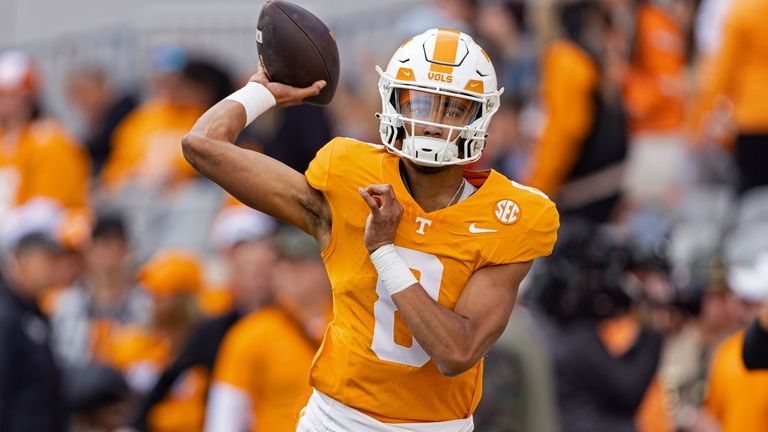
491,200,559,264
305,138,340,192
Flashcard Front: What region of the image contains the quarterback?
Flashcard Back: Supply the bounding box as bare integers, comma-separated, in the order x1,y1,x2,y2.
183,29,558,432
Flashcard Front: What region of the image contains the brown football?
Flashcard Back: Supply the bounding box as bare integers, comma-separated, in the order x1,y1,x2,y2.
257,0,340,105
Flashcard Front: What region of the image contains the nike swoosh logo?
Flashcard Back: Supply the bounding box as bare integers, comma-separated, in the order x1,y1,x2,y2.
470,82,480,87
469,223,497,234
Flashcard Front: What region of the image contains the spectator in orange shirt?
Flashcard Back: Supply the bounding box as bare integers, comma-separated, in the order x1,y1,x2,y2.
523,1,627,223
705,253,768,432
0,50,90,224
696,0,768,194
50,213,150,368
101,49,233,191
130,205,278,432
107,250,206,432
205,228,331,432
623,0,695,209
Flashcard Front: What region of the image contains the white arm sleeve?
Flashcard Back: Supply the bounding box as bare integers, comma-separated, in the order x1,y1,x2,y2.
204,382,254,432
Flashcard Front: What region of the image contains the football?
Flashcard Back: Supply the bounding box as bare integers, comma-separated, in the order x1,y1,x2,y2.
256,0,340,105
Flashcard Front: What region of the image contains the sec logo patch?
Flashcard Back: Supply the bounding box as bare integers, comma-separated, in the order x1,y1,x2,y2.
494,199,521,225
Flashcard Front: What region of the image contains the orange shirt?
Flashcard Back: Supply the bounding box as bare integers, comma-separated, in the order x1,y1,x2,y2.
107,327,208,432
524,40,598,196
705,330,768,432
697,0,768,135
0,119,89,211
101,100,202,189
212,307,319,432
306,137,559,422
624,4,686,132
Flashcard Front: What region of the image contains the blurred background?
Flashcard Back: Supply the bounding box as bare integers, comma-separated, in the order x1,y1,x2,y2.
2,0,768,431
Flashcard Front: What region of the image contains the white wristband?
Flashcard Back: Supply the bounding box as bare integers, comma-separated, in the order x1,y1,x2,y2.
370,244,418,296
224,82,276,126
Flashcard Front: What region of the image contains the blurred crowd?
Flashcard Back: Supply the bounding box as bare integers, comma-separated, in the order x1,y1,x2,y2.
1,0,768,431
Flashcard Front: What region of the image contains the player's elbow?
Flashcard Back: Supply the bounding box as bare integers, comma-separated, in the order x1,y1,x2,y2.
181,132,206,168
434,352,477,377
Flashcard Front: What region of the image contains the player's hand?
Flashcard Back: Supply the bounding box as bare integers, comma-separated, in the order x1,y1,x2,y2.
359,184,404,253
249,64,326,107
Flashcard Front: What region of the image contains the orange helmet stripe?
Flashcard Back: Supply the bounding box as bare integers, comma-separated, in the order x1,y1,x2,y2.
429,28,460,74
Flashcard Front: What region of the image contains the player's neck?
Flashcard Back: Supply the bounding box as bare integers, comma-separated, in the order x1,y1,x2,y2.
399,161,465,213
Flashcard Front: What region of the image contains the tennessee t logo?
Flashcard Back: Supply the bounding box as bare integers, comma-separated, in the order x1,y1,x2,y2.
415,217,432,235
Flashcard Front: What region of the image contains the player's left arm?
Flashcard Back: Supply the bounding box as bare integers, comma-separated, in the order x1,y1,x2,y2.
360,184,533,377
393,260,531,377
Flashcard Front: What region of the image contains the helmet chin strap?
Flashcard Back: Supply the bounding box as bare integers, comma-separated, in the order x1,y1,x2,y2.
402,135,458,166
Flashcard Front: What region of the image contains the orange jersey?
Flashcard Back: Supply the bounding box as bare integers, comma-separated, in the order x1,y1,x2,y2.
0,120,89,210
305,137,559,422
706,330,768,432
101,100,202,189
625,4,686,132
212,307,319,432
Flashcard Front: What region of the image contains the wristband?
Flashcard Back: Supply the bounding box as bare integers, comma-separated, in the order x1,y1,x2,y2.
224,82,276,126
370,244,418,295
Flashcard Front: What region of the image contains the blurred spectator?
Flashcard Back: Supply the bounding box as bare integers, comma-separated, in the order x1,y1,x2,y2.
0,50,90,224
64,365,131,432
523,0,627,223
475,0,539,104
100,49,222,191
396,0,477,42
101,50,232,261
106,250,205,432
478,99,531,179
695,0,768,194
529,221,663,432
704,253,768,432
0,231,67,431
65,64,138,178
623,0,695,209
474,306,560,432
50,213,150,368
659,258,742,431
130,205,277,432
205,227,330,432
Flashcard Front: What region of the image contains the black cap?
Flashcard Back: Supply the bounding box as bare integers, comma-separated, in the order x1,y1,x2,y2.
274,227,322,261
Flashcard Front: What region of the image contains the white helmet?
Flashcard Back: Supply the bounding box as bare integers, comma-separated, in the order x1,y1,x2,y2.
376,28,503,167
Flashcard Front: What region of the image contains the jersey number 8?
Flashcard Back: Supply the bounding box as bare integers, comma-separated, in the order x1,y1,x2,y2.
371,246,444,367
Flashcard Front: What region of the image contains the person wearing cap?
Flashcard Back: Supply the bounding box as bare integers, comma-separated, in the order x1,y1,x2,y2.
129,204,277,432
105,249,206,432
0,50,90,222
100,51,232,191
0,231,67,431
50,212,150,368
742,254,768,371
205,227,331,432
704,254,768,432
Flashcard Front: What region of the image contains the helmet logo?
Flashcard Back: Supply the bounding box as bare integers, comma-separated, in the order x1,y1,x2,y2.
494,200,521,225
427,71,453,83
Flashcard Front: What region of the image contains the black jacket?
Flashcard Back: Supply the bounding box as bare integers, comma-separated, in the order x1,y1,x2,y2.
0,284,67,432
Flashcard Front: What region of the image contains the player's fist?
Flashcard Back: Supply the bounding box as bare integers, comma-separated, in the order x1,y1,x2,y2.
359,184,404,253
249,64,326,107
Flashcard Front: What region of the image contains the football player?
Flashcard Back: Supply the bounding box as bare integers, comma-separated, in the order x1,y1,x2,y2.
183,28,559,431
